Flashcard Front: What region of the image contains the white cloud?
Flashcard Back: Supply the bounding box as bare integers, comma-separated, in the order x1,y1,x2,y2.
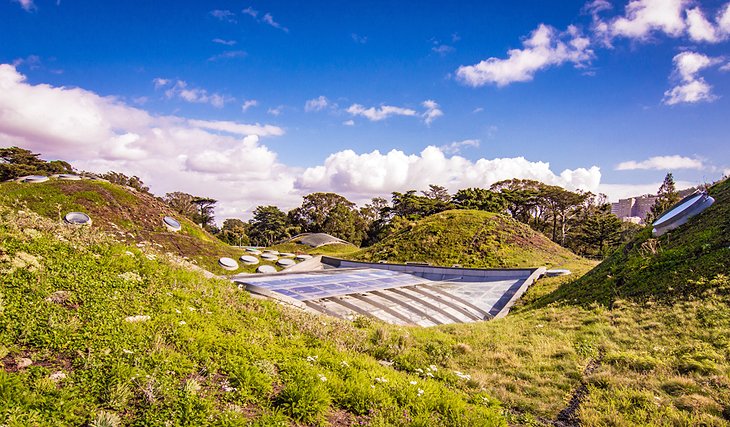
472,107,484,113
686,7,721,42
721,62,730,72
663,51,721,105
440,139,480,155
262,13,288,32
342,119,355,126
241,99,258,112
209,10,236,23
346,104,418,121
724,168,730,177
456,24,593,87
187,119,283,137
242,7,258,18
212,38,237,46
422,100,443,125
296,146,601,201
152,78,170,89
609,0,688,39
207,50,247,62
351,33,368,44
12,55,41,69
0,64,619,222
616,155,704,170
432,44,454,55
0,64,295,220
157,79,234,108
304,96,330,112
267,105,284,116
14,0,35,11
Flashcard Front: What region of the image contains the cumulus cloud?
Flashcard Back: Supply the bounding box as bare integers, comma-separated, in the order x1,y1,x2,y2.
154,79,234,108
296,146,601,200
599,180,697,201
456,24,593,87
440,139,480,155
241,99,258,112
663,51,721,105
346,104,418,121
421,100,443,125
304,96,330,112
608,0,688,39
616,154,704,170
0,64,605,220
721,62,730,72
210,10,236,23
0,64,295,219
342,119,355,126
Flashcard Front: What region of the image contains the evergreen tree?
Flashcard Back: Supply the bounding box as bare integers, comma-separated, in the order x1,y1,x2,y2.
648,173,679,222
0,146,72,181
249,206,290,246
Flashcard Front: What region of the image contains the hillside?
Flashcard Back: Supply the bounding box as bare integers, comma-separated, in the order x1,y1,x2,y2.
538,177,730,307
351,209,585,269
0,178,266,275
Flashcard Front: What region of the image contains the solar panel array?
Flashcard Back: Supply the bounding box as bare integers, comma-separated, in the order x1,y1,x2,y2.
241,268,424,301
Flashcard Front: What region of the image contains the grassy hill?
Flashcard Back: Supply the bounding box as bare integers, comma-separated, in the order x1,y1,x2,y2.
1,178,729,426
351,209,586,269
537,177,730,307
0,179,269,275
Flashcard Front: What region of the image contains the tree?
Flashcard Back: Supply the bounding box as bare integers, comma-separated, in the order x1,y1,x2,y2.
490,179,542,224
389,190,453,220
575,204,623,257
452,188,506,213
0,146,72,181
648,173,679,222
249,206,290,246
288,192,367,244
191,197,217,229
217,218,250,246
421,184,451,202
163,192,197,219
99,171,150,194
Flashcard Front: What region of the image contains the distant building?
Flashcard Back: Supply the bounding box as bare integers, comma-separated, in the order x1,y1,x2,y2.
611,195,657,224
611,188,697,224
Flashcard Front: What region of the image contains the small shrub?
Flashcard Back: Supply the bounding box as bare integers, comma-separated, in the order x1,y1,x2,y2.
89,411,121,427
275,370,331,424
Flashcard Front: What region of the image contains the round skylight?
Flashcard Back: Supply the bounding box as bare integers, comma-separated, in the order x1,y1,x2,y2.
64,212,92,225
256,265,277,274
239,255,259,265
163,216,182,232
218,257,239,270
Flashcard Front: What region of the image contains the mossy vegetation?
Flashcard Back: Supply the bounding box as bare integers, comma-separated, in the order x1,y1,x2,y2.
350,209,583,268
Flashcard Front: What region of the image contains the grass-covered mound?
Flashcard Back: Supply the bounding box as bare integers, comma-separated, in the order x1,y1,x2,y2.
351,209,584,268
267,242,359,258
0,207,506,426
0,179,253,275
540,177,730,307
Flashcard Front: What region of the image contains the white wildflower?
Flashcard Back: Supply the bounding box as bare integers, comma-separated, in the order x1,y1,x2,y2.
415,368,423,374
124,315,150,323
417,388,424,396
178,321,186,326
429,365,438,372
340,361,349,368
409,380,417,385
375,377,388,383
122,349,134,354
49,371,66,382
426,372,434,378
318,374,327,382
306,355,318,362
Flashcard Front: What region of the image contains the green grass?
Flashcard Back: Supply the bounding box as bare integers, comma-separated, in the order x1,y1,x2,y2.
0,179,253,275
536,177,730,308
267,242,360,257
350,209,582,268
2,178,730,426
0,207,507,426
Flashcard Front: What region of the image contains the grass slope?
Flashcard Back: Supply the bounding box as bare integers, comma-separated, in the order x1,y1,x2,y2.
0,207,505,426
0,179,260,275
351,210,586,269
538,177,730,307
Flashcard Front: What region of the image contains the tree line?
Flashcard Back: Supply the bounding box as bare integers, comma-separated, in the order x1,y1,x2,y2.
2,146,687,259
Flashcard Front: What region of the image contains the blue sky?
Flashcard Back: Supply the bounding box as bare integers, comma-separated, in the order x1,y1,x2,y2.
1,0,729,217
